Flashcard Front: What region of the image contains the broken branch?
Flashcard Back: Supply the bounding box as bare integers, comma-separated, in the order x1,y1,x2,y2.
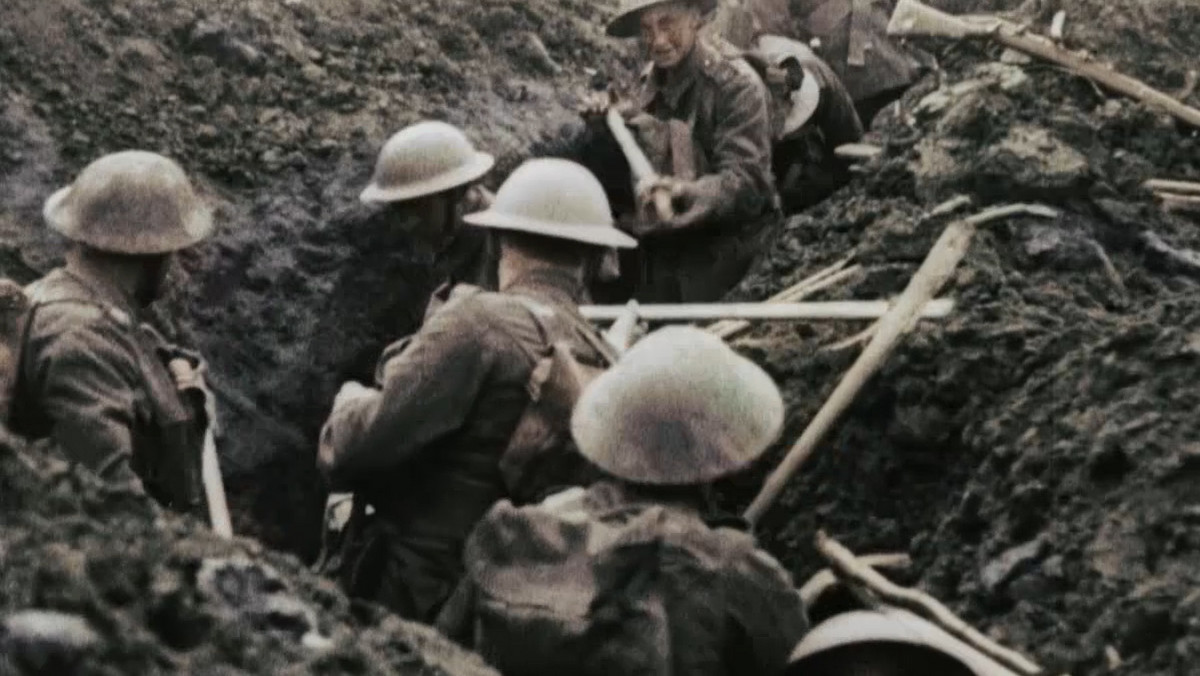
1143,179,1200,195
816,531,1044,675
888,0,1200,129
744,204,1057,524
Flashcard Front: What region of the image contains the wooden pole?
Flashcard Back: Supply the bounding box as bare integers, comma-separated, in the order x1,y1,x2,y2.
582,299,953,322
816,531,1044,675
743,204,1057,524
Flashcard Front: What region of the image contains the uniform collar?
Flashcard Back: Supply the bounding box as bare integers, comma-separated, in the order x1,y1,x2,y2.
642,41,714,111
58,265,140,322
503,268,588,308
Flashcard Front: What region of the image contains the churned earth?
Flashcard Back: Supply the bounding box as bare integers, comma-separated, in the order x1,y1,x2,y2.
1,0,1200,674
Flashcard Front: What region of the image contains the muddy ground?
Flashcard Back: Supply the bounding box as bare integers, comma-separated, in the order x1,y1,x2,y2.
2,0,1200,674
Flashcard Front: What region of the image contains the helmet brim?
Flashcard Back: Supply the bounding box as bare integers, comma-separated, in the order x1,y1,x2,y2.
781,68,821,138
44,185,215,255
462,209,638,249
607,0,717,38
359,152,495,203
787,609,1015,676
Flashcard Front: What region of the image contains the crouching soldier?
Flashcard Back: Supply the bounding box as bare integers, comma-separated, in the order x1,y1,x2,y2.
10,151,217,515
318,159,636,622
436,325,809,676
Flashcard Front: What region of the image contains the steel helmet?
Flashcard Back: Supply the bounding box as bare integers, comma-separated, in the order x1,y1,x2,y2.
786,608,1020,676
571,325,783,484
360,121,494,203
755,35,823,138
463,158,637,249
43,151,214,255
607,0,718,38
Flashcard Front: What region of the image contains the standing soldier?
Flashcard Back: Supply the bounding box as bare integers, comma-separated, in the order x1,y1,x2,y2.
793,0,923,126
359,120,498,313
599,0,782,303
318,158,636,622
10,151,217,516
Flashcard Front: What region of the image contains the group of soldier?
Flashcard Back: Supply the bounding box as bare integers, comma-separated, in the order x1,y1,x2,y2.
5,1,945,674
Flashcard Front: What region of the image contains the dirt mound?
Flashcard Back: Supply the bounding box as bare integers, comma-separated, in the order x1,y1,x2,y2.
729,2,1200,674
0,0,634,557
0,430,498,675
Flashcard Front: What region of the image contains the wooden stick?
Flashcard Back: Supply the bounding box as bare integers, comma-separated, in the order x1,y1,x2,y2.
888,0,1200,129
816,531,1043,675
582,298,954,322
798,552,912,606
607,107,674,222
744,203,1057,524
708,267,863,339
835,143,884,161
1144,179,1200,195
1157,192,1200,214
704,254,856,338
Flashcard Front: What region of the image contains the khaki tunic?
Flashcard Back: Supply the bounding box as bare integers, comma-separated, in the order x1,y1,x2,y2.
438,481,810,676
793,0,920,102
632,41,782,303
11,268,204,512
319,270,609,621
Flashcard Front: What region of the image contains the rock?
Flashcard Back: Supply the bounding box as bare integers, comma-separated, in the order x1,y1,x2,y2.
186,21,265,74
195,557,329,649
976,125,1090,195
1,610,100,673
981,537,1047,595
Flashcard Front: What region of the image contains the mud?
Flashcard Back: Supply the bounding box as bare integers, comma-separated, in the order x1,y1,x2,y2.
2,0,1200,674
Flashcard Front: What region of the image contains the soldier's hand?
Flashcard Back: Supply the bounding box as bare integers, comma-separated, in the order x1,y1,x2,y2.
666,178,722,230
602,300,645,354
167,357,207,392
333,381,376,409
632,176,678,235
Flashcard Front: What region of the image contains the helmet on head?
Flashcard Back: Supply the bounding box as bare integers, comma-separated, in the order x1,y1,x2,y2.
785,608,1020,676
463,158,636,249
607,0,718,39
571,325,783,484
360,121,494,203
755,35,823,138
43,150,214,255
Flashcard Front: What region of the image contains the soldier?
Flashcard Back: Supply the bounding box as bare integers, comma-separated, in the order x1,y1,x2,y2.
436,325,809,676
10,151,216,515
793,0,924,126
317,158,637,622
598,0,782,303
359,120,498,307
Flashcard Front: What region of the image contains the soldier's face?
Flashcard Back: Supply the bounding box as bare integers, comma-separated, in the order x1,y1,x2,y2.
639,4,702,70
141,253,175,306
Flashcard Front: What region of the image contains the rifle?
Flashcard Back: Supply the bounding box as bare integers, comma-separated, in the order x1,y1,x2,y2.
169,358,234,539
888,0,1200,129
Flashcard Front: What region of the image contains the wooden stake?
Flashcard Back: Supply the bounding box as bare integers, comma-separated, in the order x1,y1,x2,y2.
816,531,1044,675
743,203,1057,524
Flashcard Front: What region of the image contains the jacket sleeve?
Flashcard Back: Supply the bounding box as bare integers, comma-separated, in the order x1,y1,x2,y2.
317,300,498,484
695,62,777,226
28,321,145,487
724,547,810,674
